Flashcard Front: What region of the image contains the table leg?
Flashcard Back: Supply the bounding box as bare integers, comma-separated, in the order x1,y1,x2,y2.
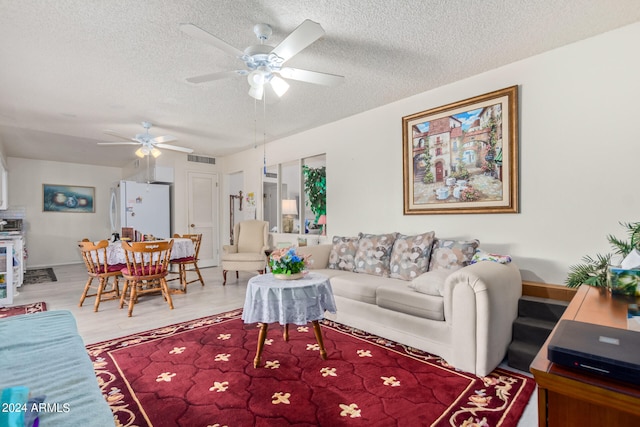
311,320,327,360
254,323,269,368
283,324,289,342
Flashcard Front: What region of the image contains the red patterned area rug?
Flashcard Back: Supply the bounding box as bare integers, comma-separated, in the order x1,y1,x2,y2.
0,301,47,318
87,309,534,426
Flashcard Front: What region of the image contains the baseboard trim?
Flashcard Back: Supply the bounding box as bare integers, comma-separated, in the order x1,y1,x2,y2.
522,281,577,302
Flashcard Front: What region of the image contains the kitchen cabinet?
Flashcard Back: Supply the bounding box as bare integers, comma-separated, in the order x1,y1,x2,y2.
0,240,14,305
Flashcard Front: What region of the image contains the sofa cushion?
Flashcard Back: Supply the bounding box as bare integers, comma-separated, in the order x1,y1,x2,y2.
296,244,331,269
222,252,266,262
328,235,361,271
409,269,454,296
0,311,115,425
329,271,403,305
354,233,398,277
376,283,445,321
389,231,436,280
429,239,480,271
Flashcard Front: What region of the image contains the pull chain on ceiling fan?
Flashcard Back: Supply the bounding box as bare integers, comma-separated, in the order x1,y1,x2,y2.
180,19,344,100
252,91,269,176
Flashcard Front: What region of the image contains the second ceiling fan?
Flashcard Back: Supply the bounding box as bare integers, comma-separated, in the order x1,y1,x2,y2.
98,122,193,158
180,19,344,100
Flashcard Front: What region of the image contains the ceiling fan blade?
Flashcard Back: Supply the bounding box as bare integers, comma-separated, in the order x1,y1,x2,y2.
103,130,136,141
278,67,345,86
270,19,325,63
186,70,242,84
97,142,140,146
155,143,194,154
152,135,178,144
179,23,243,58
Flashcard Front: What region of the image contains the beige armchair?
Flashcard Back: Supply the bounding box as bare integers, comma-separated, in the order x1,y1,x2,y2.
222,220,269,285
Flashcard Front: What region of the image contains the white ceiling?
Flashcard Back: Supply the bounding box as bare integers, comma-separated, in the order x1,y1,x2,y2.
1,1,639,168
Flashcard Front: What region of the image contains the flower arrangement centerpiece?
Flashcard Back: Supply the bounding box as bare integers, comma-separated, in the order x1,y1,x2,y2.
269,247,310,280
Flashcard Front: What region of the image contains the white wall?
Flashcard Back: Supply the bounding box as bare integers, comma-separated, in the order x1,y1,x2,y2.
6,149,222,268
7,157,122,267
223,23,640,285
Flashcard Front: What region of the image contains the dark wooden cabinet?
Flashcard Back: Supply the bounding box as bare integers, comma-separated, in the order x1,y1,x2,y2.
530,285,640,426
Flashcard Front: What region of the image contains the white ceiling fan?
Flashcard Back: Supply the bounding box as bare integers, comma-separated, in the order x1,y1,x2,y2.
180,19,345,100
98,121,193,158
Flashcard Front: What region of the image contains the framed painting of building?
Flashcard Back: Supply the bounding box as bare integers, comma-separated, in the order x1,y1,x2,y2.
402,85,519,214
43,184,95,213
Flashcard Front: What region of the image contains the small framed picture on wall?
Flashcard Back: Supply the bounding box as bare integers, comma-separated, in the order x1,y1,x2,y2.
43,184,95,213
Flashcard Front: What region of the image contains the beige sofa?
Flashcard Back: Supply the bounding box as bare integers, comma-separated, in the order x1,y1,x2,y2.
298,236,521,377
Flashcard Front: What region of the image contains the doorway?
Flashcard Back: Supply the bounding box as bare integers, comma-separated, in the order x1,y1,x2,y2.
187,171,219,267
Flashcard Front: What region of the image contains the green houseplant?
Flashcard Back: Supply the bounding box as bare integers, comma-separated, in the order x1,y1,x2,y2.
566,221,640,288
302,165,326,223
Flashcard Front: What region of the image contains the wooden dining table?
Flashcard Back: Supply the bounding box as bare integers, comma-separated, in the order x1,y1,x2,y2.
103,238,195,265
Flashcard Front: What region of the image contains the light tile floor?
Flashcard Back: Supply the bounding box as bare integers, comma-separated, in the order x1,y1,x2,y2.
11,263,537,426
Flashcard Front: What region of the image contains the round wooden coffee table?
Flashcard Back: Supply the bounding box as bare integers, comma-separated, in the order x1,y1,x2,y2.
242,272,337,368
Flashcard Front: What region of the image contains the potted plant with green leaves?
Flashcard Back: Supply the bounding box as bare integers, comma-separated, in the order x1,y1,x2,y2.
566,221,640,290
302,165,326,224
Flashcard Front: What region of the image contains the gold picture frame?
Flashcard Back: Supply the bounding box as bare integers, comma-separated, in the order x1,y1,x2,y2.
402,85,519,214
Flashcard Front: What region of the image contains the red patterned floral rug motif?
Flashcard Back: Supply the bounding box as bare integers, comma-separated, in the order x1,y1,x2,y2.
0,301,47,318
86,309,534,426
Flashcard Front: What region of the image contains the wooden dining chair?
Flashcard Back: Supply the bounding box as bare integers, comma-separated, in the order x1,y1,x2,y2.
119,239,174,317
168,233,204,293
78,239,125,312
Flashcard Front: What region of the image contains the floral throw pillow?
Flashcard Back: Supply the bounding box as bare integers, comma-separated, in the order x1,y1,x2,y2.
354,233,398,277
328,235,362,271
389,231,436,280
429,239,480,272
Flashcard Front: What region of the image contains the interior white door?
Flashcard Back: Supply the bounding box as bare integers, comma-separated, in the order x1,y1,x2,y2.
187,172,219,267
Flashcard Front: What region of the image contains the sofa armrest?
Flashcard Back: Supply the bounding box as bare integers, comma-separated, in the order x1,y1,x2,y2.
296,244,332,269
222,244,238,255
442,261,522,376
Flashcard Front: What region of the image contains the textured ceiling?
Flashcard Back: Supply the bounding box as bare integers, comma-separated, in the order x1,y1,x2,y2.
1,1,639,167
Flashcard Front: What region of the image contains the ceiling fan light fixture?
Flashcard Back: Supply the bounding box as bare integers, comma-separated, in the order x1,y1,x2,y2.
248,84,264,100
270,75,290,97
248,70,266,88
181,20,345,99
101,122,189,157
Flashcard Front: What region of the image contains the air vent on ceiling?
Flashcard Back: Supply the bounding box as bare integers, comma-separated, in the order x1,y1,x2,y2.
187,154,216,165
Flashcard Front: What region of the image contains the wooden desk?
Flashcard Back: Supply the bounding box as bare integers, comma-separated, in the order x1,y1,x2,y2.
530,285,640,426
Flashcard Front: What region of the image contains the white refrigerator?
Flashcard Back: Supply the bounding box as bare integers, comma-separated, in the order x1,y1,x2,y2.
110,180,171,239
